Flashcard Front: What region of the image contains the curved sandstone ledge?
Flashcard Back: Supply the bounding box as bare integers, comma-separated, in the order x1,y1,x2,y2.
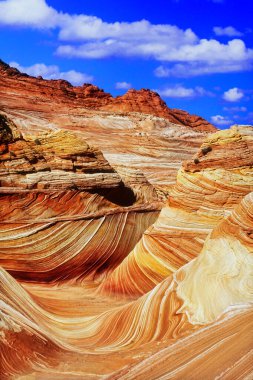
1,188,252,377
100,126,253,297
0,192,162,223
109,305,253,380
175,192,253,324
0,114,162,281
183,125,253,173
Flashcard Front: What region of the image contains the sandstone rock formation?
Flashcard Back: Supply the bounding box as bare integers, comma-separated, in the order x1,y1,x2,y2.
0,114,121,191
0,60,216,192
0,59,252,380
101,88,216,132
1,189,252,379
0,114,160,282
100,126,253,296
0,60,215,132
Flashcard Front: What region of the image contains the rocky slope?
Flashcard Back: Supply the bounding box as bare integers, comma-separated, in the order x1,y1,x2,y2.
0,60,215,132
101,88,216,132
0,60,216,192
0,114,121,191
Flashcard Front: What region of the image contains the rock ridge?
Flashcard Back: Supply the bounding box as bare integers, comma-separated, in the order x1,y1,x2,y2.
0,60,215,132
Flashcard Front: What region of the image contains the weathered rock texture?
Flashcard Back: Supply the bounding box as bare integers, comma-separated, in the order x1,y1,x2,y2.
0,114,160,282
0,60,215,132
100,126,253,296
0,60,215,191
0,59,252,380
101,88,216,132
0,114,122,191
1,189,252,379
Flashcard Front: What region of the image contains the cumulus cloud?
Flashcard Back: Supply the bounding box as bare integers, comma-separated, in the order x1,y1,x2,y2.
9,61,93,85
223,87,244,102
115,81,132,90
213,26,243,37
211,115,233,126
155,85,212,98
56,37,253,63
0,0,253,78
0,0,59,28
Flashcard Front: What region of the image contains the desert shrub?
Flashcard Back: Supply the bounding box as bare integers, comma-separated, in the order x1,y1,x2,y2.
34,138,41,145
201,146,212,155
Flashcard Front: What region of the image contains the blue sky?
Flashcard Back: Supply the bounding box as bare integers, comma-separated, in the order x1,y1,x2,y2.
0,0,252,128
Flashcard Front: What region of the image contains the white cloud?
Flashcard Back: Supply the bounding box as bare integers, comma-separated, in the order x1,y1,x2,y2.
155,85,212,98
223,106,247,112
154,60,252,77
223,87,244,102
58,18,198,45
211,115,232,126
213,26,243,37
57,70,93,85
115,81,132,90
9,61,93,85
154,66,170,78
0,0,59,28
56,37,253,64
0,0,252,78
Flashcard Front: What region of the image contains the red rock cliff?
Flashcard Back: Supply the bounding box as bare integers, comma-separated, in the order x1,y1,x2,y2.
0,60,215,132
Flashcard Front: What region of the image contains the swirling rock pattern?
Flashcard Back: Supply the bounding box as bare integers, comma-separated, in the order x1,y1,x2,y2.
0,62,252,379
1,191,252,378
176,191,253,324
0,115,160,282
101,126,253,297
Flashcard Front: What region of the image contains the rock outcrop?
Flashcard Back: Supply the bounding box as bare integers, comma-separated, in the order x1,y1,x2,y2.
0,60,217,191
100,126,253,296
0,60,215,132
176,191,253,324
0,114,121,191
102,88,216,132
0,114,160,282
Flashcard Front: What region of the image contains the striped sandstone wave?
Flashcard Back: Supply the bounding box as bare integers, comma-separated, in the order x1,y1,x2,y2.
1,191,252,378
100,126,253,297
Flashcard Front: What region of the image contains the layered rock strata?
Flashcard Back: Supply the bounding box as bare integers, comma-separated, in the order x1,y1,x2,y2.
0,59,252,380
0,114,160,282
0,60,215,191
100,126,253,296
0,60,215,132
1,190,252,379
